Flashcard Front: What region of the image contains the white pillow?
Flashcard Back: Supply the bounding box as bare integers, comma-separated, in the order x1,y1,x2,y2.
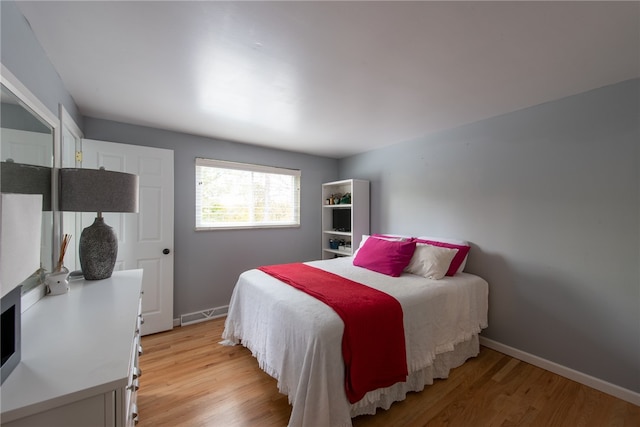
416,236,470,273
404,243,458,280
351,234,369,257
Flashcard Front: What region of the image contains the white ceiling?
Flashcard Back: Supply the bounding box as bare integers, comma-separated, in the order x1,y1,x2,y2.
17,1,640,159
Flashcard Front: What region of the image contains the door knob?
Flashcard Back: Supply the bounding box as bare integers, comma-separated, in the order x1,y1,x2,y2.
163,248,170,255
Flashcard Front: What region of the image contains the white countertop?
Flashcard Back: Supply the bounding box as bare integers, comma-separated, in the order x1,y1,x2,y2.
0,269,143,422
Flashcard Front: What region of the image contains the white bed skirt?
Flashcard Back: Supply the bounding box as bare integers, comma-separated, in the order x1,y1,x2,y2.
231,333,480,425
349,334,479,418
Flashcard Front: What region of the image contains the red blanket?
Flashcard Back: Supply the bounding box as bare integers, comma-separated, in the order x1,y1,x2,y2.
258,263,408,403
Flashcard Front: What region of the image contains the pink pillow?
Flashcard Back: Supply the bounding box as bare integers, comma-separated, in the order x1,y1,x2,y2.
412,239,470,276
353,237,416,277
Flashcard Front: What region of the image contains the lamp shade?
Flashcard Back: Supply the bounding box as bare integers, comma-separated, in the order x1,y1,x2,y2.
59,168,139,213
0,161,52,211
59,168,139,280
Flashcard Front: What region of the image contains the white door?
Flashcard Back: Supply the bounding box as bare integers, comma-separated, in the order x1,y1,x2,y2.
82,139,174,335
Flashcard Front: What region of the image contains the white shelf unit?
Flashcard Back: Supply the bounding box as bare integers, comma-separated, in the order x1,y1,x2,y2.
321,179,369,259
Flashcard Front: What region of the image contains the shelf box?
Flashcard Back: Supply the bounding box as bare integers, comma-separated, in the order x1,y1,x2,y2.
321,179,369,260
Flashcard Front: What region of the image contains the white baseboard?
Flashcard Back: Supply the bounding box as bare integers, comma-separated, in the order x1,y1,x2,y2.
179,305,229,326
480,337,640,406
173,305,229,328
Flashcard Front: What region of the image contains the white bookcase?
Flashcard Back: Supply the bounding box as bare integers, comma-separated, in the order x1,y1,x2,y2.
321,179,369,259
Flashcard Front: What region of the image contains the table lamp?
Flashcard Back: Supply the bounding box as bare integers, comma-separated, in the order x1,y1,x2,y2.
59,167,139,280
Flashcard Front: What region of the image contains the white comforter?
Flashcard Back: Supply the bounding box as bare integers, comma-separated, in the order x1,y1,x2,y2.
222,257,488,427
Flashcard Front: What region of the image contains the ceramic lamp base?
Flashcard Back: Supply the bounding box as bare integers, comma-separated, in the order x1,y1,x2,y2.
79,217,118,280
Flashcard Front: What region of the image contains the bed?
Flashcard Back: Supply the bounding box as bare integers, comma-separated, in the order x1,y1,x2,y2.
222,235,488,427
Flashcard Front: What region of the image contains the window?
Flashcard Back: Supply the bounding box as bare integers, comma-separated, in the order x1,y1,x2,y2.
195,158,300,230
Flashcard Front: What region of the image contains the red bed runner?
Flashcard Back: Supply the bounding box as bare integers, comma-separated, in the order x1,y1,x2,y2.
258,263,408,403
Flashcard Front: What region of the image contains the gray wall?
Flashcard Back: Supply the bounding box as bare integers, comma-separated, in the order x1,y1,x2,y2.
339,78,640,393
1,1,82,128
83,117,338,317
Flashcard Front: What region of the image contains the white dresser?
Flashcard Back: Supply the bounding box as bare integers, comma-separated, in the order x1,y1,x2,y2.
0,269,144,426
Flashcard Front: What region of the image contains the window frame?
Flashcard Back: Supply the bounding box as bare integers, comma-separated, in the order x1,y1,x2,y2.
195,157,301,231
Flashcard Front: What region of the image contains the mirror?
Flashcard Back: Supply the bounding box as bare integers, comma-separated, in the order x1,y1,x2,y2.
0,83,54,292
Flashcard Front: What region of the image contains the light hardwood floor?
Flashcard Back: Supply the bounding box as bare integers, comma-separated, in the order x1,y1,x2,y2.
137,318,639,426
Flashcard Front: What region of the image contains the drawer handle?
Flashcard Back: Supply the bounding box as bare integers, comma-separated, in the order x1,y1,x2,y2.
138,344,144,356
132,403,139,422
133,366,142,379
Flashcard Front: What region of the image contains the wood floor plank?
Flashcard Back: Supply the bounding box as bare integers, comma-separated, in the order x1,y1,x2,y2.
137,318,640,426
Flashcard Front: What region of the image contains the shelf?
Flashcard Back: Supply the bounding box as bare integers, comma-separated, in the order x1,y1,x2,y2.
323,204,352,208
321,179,369,260
323,230,351,236
323,248,352,256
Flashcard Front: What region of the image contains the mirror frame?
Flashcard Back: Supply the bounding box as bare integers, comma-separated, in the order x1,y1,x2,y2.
1,63,61,309
59,104,84,272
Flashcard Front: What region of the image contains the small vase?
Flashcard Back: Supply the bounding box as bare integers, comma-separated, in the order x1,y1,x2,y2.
54,261,69,273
